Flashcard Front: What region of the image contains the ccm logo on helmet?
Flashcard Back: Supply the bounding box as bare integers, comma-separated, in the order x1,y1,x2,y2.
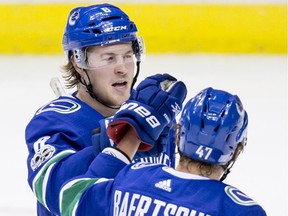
104,25,127,33
119,102,161,128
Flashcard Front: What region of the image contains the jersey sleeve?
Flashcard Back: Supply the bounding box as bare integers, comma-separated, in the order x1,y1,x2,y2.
25,96,103,214
60,177,114,216
86,148,130,178
59,150,129,216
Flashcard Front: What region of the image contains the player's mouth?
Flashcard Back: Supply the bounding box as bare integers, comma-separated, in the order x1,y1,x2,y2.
112,81,128,89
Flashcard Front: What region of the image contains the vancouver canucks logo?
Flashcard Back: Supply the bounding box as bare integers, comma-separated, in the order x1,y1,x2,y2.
69,9,80,26
36,99,81,115
131,162,159,169
225,186,258,206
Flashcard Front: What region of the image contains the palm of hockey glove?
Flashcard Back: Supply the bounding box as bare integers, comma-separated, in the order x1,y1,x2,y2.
107,73,187,151
91,117,114,156
133,124,171,159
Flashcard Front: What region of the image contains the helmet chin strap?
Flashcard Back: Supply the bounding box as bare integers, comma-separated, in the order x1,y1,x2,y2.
79,61,141,110
220,144,244,181
80,69,121,110
131,61,140,89
219,160,236,182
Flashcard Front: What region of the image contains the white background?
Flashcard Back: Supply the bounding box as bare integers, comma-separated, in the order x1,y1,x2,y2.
0,54,287,215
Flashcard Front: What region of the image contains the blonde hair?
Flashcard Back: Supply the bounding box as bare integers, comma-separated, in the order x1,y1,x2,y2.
61,60,81,89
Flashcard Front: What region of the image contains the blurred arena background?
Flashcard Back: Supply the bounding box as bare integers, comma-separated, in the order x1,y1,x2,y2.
0,0,286,54
0,0,287,215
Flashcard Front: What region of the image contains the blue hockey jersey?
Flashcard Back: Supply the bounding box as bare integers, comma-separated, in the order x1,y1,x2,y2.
25,93,176,215
60,155,267,216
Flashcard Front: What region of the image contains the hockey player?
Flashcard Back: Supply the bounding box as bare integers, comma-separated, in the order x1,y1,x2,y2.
25,3,186,215
59,87,267,216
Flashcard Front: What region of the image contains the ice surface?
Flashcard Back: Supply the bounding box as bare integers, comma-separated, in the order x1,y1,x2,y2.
0,54,286,215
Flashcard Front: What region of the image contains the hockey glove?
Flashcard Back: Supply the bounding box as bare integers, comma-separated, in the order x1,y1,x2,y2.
91,117,114,156
133,123,171,159
107,73,187,151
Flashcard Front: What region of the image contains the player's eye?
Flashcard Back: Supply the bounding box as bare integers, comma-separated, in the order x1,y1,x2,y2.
102,55,114,63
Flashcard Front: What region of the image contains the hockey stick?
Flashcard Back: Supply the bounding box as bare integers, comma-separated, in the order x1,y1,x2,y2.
50,77,66,97
50,76,175,97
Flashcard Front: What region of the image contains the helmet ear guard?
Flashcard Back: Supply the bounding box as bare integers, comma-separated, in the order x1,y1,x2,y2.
133,36,146,62
72,48,87,69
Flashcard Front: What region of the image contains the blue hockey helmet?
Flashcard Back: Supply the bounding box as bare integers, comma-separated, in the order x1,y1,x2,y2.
62,3,145,62
178,87,248,165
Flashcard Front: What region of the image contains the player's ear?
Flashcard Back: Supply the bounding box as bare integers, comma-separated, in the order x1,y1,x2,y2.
70,54,78,68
